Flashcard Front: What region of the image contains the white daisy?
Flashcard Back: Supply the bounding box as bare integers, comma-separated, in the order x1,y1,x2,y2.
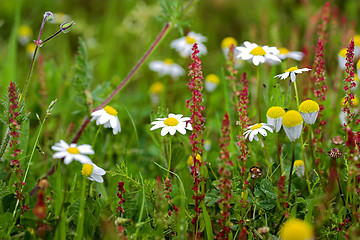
51,140,94,165
81,163,106,183
91,105,121,135
294,160,305,177
243,123,273,142
170,31,207,58
204,74,220,92
354,35,360,57
236,41,281,66
221,37,238,58
338,48,347,70
150,113,192,136
266,106,285,132
149,59,185,80
299,100,319,124
18,25,33,46
275,66,311,82
282,110,303,142
278,47,304,61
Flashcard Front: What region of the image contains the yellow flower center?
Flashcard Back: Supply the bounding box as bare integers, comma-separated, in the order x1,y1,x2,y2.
294,160,304,167
18,25,32,37
104,105,118,116
206,74,220,84
280,218,314,240
341,96,359,107
250,46,266,56
67,147,80,154
26,43,36,54
279,47,290,55
282,110,303,127
163,58,174,65
251,123,263,130
186,36,196,44
339,48,347,58
353,35,360,46
149,82,164,94
81,163,93,177
299,100,319,113
285,66,298,72
221,37,238,49
164,117,179,126
266,106,285,118
187,154,201,166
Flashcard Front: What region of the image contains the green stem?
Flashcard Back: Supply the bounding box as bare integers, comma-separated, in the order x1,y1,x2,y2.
257,67,262,122
134,173,145,238
292,81,300,109
309,124,324,189
167,137,172,178
276,132,283,176
288,142,295,198
262,137,272,179
74,175,87,240
92,126,102,148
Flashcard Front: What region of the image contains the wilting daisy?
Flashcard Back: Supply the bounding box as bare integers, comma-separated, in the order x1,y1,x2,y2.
81,163,106,183
149,81,164,105
91,105,121,135
275,66,311,83
243,123,273,142
299,100,319,124
280,218,314,240
338,48,347,70
18,24,33,46
266,106,285,132
205,74,220,92
150,113,192,136
221,36,238,57
187,153,201,167
278,47,304,61
294,160,305,177
340,96,359,125
236,41,281,66
354,35,360,57
282,110,303,142
170,31,207,58
149,59,185,80
51,140,94,165
26,43,36,59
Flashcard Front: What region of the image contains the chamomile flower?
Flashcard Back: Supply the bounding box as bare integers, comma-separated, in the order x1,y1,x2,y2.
266,106,285,132
18,24,32,45
170,31,207,58
294,160,305,177
243,123,273,142
340,96,359,125
204,139,212,151
280,218,314,240
149,81,164,105
282,110,303,142
51,140,94,165
221,37,238,57
354,35,360,57
275,66,311,82
278,47,304,61
187,154,201,167
299,100,319,124
81,163,106,183
150,113,192,136
26,43,36,59
236,41,281,66
91,105,121,135
357,59,360,77
205,74,220,92
338,48,347,70
149,59,185,80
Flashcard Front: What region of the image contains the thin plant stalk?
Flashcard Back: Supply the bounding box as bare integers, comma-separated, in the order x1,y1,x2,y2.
275,132,283,175
261,137,272,179
308,124,324,188
166,137,172,179
74,175,87,240
288,142,296,198
256,67,262,122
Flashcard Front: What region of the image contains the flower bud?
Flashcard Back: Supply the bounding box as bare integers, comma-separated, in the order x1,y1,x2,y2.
43,11,54,22
60,21,75,33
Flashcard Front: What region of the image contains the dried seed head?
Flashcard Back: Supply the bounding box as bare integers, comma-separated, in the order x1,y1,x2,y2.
332,136,344,145
38,177,50,190
327,148,342,159
250,166,262,179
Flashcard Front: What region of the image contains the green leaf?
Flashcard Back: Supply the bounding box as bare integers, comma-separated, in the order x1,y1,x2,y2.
0,181,10,200
201,202,214,240
258,199,275,210
260,179,277,199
